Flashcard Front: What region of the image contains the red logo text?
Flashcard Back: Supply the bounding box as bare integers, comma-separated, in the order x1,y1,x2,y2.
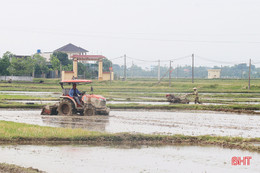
231,156,252,166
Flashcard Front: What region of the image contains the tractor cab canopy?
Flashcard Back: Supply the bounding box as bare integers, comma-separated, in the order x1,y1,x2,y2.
59,80,93,96
59,80,92,89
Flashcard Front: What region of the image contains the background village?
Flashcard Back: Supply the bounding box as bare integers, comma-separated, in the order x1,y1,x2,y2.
0,43,258,83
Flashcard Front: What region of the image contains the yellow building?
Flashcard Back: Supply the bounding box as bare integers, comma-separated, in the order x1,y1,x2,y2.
61,71,74,81
208,69,221,79
102,72,114,81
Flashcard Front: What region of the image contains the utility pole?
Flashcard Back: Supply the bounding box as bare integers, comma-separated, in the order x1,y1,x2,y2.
158,60,160,82
110,61,112,85
220,65,222,79
32,67,35,78
176,65,179,79
60,63,62,80
192,54,194,83
124,54,126,81
131,61,134,78
169,60,172,87
248,59,251,90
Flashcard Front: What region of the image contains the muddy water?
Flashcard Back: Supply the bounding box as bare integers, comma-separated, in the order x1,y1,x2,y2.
0,91,61,97
108,101,224,105
8,100,58,104
0,109,259,138
108,101,168,105
8,100,258,105
0,145,259,173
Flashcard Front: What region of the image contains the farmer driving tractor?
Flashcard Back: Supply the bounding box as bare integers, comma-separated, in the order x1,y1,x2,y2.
69,83,83,107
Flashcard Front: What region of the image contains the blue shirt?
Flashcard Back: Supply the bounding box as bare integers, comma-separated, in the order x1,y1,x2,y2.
69,88,81,97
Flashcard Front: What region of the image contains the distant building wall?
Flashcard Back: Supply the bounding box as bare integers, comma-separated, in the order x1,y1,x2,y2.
62,71,74,81
208,69,221,79
102,72,114,81
0,76,33,81
40,52,52,61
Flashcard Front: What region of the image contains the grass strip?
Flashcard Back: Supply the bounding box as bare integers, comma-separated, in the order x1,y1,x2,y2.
0,163,44,173
0,121,259,152
0,102,260,113
107,103,260,113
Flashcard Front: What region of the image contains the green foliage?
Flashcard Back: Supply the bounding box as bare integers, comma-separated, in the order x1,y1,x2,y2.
52,52,71,66
62,64,73,71
50,56,61,71
78,62,86,75
0,51,12,75
33,54,49,75
51,52,73,72
96,58,112,72
7,56,34,76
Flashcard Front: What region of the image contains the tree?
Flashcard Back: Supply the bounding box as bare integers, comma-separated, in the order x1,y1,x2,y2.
0,51,12,75
96,58,112,72
52,52,71,66
8,56,34,76
50,56,61,71
62,64,73,71
78,62,86,75
32,54,49,76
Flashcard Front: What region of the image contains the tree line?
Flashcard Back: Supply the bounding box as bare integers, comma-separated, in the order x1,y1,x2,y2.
0,51,111,78
0,51,259,79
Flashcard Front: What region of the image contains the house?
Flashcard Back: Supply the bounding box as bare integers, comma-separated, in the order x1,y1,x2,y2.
39,43,89,61
208,69,221,79
54,43,89,59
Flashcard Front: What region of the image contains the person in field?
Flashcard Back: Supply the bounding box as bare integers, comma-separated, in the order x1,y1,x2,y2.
69,83,83,106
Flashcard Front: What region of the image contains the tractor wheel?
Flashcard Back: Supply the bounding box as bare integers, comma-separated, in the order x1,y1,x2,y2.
84,105,96,116
58,99,75,116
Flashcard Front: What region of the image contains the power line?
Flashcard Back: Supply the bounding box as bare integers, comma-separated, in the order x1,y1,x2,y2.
125,55,191,63
196,55,244,65
170,55,191,62
251,60,260,64
109,55,124,61
126,56,158,62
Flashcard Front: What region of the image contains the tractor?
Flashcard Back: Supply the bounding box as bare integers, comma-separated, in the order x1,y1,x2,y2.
41,80,110,116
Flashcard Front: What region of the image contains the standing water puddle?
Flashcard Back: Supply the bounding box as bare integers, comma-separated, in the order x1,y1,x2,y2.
0,109,259,138
0,91,61,98
7,100,58,104
0,145,259,173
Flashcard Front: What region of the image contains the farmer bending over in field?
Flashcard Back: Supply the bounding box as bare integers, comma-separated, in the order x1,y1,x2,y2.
69,83,83,107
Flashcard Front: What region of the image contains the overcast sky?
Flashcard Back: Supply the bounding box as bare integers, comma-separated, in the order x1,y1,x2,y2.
0,0,260,67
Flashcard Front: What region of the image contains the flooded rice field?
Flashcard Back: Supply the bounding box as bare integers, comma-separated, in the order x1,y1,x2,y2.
7,100,58,104
108,101,168,105
0,91,61,97
0,145,259,173
0,109,259,138
6,100,225,105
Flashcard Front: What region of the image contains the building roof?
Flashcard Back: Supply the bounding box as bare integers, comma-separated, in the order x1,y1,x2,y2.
71,55,106,61
14,55,31,58
208,69,221,72
54,43,89,53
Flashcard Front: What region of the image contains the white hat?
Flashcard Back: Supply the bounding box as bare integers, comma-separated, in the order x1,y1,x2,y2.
193,87,197,90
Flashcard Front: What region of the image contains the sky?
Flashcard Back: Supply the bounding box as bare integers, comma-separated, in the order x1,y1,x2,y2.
0,0,260,68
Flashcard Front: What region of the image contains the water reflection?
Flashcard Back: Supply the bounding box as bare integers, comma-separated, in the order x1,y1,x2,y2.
41,115,109,132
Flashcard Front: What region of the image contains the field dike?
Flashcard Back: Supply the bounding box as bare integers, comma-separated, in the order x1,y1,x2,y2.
0,121,259,153
1,102,260,114
0,163,44,173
